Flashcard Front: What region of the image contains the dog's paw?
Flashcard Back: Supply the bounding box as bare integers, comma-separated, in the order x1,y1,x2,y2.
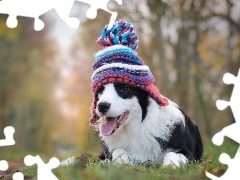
163,152,188,168
112,148,130,164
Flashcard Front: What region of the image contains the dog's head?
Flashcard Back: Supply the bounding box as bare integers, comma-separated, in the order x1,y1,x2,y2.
95,83,149,136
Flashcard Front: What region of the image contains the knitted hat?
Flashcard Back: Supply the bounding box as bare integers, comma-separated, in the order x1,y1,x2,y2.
89,20,169,125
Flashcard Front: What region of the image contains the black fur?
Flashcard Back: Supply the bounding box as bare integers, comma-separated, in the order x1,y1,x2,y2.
114,83,149,121
98,142,112,160
154,108,203,161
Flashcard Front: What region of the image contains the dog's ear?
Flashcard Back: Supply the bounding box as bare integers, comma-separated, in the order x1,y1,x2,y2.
137,88,149,121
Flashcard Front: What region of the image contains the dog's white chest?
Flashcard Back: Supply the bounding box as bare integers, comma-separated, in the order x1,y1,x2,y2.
125,135,166,163
102,123,168,164
105,128,169,163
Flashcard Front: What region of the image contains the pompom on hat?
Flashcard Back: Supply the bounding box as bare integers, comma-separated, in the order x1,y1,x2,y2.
89,20,169,125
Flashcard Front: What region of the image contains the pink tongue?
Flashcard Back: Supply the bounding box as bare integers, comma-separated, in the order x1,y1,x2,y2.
100,117,117,136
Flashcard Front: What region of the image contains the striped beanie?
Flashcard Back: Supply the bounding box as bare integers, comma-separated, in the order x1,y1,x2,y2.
89,20,169,125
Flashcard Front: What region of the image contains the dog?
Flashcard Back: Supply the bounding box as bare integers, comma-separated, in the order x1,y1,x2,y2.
95,82,203,167
61,20,203,168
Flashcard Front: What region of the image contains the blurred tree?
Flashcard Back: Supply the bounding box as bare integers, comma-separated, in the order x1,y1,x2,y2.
58,16,110,153
121,0,240,139
0,14,61,152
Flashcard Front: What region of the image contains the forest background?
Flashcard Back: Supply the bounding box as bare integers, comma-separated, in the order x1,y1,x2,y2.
0,0,240,158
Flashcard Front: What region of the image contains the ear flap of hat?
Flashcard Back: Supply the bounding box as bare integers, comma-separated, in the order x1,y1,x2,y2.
89,93,99,125
145,84,169,106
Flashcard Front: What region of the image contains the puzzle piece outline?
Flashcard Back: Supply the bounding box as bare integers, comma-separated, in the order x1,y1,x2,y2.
0,126,15,147
78,0,123,29
206,68,240,180
0,126,60,180
0,160,8,171
0,0,123,31
24,155,60,180
206,148,240,180
12,172,24,180
216,69,240,121
0,126,24,180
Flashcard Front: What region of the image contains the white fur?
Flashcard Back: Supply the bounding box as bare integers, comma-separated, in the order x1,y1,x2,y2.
163,152,188,167
96,84,187,166
112,148,130,164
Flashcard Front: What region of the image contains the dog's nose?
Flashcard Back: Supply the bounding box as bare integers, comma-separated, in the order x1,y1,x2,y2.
98,102,111,114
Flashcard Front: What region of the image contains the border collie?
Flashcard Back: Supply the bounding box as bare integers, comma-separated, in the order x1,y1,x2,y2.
95,82,203,167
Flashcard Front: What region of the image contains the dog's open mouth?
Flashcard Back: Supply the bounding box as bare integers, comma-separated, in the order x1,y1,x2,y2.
100,111,129,136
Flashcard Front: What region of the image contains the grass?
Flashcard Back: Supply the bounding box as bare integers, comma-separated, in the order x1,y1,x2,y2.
17,139,239,180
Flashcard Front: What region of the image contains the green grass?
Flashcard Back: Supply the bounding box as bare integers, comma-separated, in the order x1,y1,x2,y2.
18,139,239,180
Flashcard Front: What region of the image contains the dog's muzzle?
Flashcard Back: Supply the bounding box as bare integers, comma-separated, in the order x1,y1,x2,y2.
100,111,129,136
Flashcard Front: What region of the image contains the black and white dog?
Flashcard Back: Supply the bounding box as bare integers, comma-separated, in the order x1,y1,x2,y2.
95,82,203,167
61,82,203,167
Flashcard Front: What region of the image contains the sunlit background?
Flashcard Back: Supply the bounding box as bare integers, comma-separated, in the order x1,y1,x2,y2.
0,0,240,158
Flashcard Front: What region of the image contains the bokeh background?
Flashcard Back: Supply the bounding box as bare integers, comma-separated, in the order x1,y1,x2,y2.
0,0,240,157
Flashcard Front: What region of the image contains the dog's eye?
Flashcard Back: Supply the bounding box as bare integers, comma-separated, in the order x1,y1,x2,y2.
118,84,129,92
98,86,105,94
114,83,134,99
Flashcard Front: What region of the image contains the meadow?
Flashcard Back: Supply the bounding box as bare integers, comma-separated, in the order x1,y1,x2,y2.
12,139,238,180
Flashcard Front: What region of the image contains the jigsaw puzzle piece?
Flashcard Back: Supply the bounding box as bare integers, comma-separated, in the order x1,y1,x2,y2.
222,148,240,175
0,0,47,30
216,71,237,111
229,69,240,122
12,172,24,180
0,0,79,30
0,0,18,28
0,160,8,171
58,15,80,29
6,15,18,28
205,171,220,180
206,149,240,180
219,152,231,165
218,69,240,121
6,14,45,31
0,0,56,31
24,155,60,180
207,69,240,179
0,0,123,30
78,0,122,29
216,100,230,111
0,126,15,147
55,0,80,29
34,17,45,31
212,123,240,146
222,72,237,85
218,149,240,179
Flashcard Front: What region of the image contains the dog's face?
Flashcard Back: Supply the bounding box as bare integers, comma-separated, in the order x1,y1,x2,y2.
96,83,149,136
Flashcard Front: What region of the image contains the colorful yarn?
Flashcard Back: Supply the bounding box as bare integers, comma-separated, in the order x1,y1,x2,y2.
93,45,144,70
92,66,154,93
96,20,138,50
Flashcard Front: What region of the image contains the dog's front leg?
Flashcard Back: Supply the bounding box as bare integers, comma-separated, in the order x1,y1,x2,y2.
112,148,130,164
163,152,188,167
